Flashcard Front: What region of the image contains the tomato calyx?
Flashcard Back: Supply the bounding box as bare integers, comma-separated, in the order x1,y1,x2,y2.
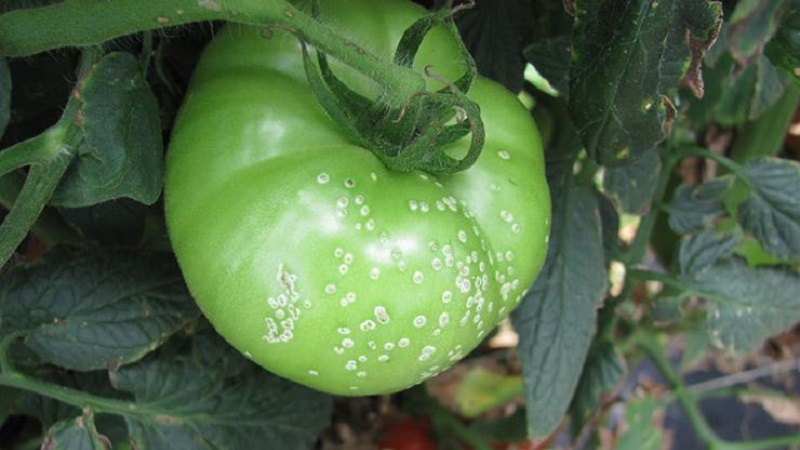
301,1,485,176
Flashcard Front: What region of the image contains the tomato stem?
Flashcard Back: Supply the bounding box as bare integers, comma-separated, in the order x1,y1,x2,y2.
0,0,426,108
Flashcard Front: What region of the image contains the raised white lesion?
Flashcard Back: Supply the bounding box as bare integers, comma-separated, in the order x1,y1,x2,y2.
263,263,304,344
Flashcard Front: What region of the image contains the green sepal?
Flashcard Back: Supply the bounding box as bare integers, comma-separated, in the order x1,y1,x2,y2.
301,2,484,175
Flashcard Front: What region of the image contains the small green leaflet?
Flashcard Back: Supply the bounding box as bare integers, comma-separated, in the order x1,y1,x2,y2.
715,52,794,124
568,0,722,166
739,157,800,260
667,176,734,234
0,249,199,371
691,259,800,352
766,0,800,76
679,234,800,353
678,231,741,276
727,0,787,65
51,52,163,208
41,411,107,450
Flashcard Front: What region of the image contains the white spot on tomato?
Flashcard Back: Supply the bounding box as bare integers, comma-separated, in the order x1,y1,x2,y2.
441,291,452,303
374,306,390,324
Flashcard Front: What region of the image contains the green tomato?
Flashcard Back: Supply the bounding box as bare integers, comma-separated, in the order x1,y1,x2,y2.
165,0,550,395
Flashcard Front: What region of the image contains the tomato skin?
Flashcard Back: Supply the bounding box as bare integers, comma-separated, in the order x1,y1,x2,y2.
165,0,550,395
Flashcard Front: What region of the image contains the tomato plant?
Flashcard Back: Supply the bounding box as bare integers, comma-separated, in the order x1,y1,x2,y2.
2,0,800,449
164,0,549,395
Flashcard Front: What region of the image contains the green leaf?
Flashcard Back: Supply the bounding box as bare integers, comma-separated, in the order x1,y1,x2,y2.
440,0,532,92
616,397,664,450
525,0,577,96
110,347,332,450
0,56,9,138
712,51,793,125
190,327,255,378
685,257,800,353
667,176,734,234
568,338,625,425
678,231,741,276
513,183,606,438
524,35,572,97
569,0,722,165
0,249,199,371
57,199,148,246
603,146,662,214
0,0,61,13
766,0,800,75
42,411,108,450
738,157,800,260
596,190,621,260
727,0,787,65
52,52,163,208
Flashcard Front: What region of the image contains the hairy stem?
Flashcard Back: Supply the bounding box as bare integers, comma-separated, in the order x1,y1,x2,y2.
0,0,425,107
625,268,690,291
0,336,156,421
0,372,145,418
0,149,74,266
0,172,80,248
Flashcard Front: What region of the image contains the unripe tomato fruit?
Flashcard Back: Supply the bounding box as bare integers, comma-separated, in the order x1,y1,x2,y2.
165,0,550,395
